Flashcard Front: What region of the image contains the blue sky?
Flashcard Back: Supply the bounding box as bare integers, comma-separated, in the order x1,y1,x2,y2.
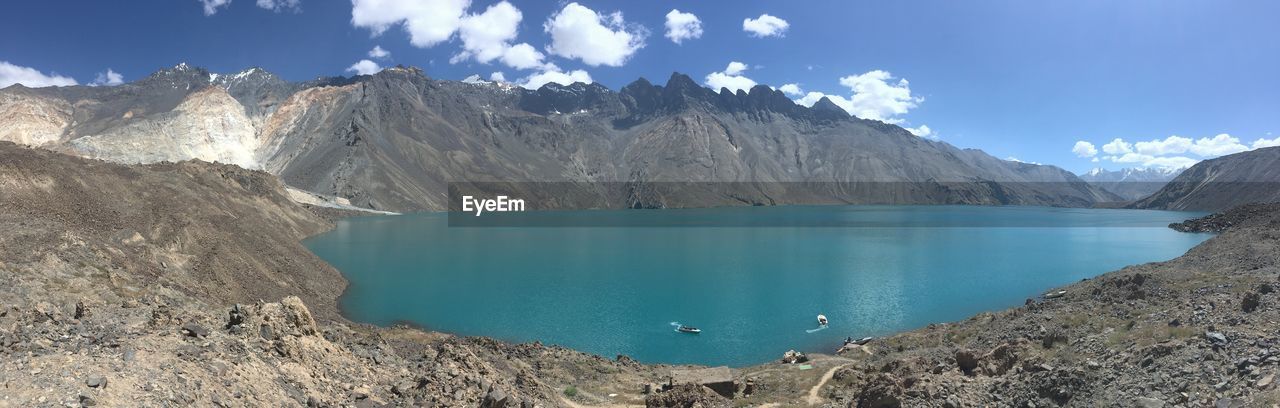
2,0,1278,173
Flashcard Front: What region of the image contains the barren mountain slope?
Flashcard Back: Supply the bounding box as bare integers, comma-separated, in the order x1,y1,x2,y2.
1132,146,1280,211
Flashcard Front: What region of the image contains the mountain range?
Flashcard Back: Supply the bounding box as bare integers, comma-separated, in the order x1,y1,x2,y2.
1077,167,1184,201
1,63,1121,212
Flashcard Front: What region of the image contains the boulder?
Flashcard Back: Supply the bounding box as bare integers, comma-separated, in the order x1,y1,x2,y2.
1242,292,1260,313
181,322,209,338
1205,331,1229,347
1042,329,1068,348
781,349,808,364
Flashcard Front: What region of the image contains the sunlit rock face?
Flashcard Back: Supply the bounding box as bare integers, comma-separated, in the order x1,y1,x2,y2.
0,91,73,146
69,87,261,168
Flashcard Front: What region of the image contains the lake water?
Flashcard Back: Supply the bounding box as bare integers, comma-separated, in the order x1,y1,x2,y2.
304,206,1210,367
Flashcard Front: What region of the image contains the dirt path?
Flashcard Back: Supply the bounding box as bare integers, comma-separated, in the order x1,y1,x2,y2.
805,363,852,405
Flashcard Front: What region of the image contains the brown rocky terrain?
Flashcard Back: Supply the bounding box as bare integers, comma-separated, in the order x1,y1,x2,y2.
3,140,1280,407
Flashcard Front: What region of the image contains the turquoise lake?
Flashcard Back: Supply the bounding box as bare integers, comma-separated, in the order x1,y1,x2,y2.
304,206,1211,367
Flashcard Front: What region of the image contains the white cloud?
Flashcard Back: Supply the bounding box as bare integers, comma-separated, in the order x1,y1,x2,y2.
1254,136,1280,149
906,125,934,138
794,91,853,114
1186,133,1248,156
664,9,702,44
489,71,506,82
742,14,789,38
1102,138,1132,155
778,83,802,96
1088,133,1260,170
499,43,550,70
350,0,469,48
256,0,300,12
1107,152,1199,170
838,71,920,123
1005,157,1041,165
346,59,382,75
517,68,592,90
454,1,523,65
704,61,756,93
90,69,124,86
723,61,748,76
792,71,921,124
1072,141,1098,158
368,45,391,59
1132,135,1191,156
544,2,647,67
200,0,232,16
0,61,78,88
1105,134,1247,159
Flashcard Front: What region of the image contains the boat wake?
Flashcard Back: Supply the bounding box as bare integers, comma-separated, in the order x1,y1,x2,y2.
670,322,683,332
806,325,829,334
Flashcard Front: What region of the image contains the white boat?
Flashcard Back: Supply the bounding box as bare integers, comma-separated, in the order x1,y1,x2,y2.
817,314,828,326
677,325,701,334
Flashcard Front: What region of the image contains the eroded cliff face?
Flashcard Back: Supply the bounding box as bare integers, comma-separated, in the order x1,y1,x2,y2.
255,84,361,173
67,87,260,168
0,91,73,146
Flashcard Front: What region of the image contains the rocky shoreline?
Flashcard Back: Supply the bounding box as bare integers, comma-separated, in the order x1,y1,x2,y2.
3,141,1280,407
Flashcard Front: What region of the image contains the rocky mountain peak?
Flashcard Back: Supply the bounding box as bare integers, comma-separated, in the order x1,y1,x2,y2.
811,96,849,115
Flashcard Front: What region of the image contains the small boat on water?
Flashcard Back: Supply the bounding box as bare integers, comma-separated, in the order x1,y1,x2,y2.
1044,290,1067,299
817,314,829,326
677,325,701,334
853,336,874,345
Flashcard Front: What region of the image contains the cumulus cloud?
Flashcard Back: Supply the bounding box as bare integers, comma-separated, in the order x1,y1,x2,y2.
1005,157,1041,165
743,14,789,38
1101,138,1132,155
454,1,523,64
517,68,592,90
544,2,647,67
351,0,469,48
704,61,757,93
795,91,853,113
489,71,506,82
498,43,550,70
837,71,921,123
200,0,232,16
664,9,702,44
90,69,124,86
256,0,300,12
1072,141,1098,158
906,125,934,138
368,45,391,59
1085,133,1271,170
792,71,921,124
777,83,802,96
1254,136,1280,149
0,61,78,88
345,59,382,75
790,70,932,137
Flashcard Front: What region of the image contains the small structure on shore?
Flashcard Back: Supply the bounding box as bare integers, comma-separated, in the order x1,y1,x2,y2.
666,366,737,398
